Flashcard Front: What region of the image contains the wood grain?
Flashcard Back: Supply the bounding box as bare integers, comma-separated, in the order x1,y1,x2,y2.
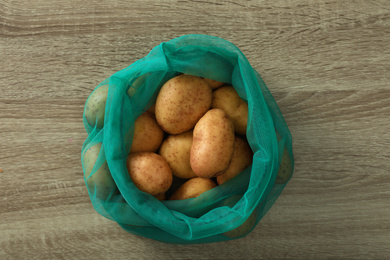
1,0,390,259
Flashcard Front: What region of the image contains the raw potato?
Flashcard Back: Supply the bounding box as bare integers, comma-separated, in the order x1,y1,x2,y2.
190,108,235,179
130,112,164,153
211,86,248,135
275,132,293,184
220,195,257,238
217,136,253,185
155,75,212,134
126,152,172,196
275,147,293,184
82,143,117,200
224,211,257,238
84,73,151,129
84,84,109,129
159,131,197,179
155,192,166,201
169,177,217,200
146,104,155,114
127,73,150,97
203,78,225,90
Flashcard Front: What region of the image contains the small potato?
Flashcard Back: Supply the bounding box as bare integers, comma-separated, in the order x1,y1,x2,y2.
220,195,258,238
203,78,225,90
275,132,293,184
224,211,257,238
169,177,217,200
127,73,150,97
82,143,117,200
126,152,172,196
84,85,109,129
129,112,164,153
190,108,235,179
155,75,212,134
275,147,293,184
159,131,196,179
211,86,248,135
217,137,253,185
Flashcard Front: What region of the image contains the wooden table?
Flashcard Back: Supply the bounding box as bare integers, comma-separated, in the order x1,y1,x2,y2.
1,1,389,259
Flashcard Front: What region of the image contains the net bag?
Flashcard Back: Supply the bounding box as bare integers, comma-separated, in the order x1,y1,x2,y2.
81,34,294,244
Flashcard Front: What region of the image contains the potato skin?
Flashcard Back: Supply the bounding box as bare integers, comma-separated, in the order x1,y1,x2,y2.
84,85,109,129
203,78,225,90
155,75,212,134
220,195,257,238
217,137,253,185
211,86,248,135
275,147,293,184
275,132,293,184
154,192,166,201
224,211,257,238
129,112,164,153
126,152,172,196
159,131,197,179
169,177,217,200
190,108,235,179
82,143,117,200
146,104,155,114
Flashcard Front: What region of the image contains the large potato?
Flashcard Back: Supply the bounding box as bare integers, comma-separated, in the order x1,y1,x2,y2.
190,108,235,179
216,136,253,185
126,152,172,196
211,86,248,135
82,143,117,200
155,75,212,134
84,84,109,129
169,177,217,200
159,131,197,179
129,112,164,153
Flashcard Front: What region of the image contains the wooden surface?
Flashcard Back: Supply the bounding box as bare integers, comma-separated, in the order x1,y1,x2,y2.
1,0,390,259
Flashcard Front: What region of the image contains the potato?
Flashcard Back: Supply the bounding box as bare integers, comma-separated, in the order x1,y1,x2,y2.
82,143,117,200
275,147,293,184
275,132,293,184
127,73,150,97
203,78,225,90
146,104,155,114
190,108,235,179
84,73,153,129
126,152,172,196
159,131,197,179
217,136,253,185
220,195,257,238
84,84,109,129
169,177,217,200
211,86,248,135
129,112,164,153
154,192,166,201
155,75,212,134
224,211,257,238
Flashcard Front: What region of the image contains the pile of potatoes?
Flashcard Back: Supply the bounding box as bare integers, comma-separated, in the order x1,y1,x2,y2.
126,74,253,201
83,74,292,201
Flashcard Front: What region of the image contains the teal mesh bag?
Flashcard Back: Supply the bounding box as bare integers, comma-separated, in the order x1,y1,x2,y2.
81,34,294,244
